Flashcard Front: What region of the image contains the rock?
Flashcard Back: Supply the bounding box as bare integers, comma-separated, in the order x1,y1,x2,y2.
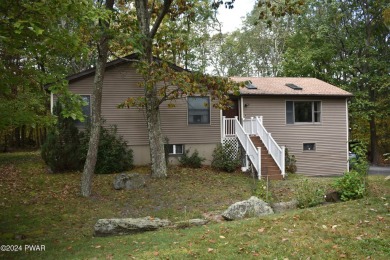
188,219,209,226
271,199,298,213
174,219,209,229
203,211,224,222
113,173,146,190
94,217,171,237
324,191,341,202
222,196,274,221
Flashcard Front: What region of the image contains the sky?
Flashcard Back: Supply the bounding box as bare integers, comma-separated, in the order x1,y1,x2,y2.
216,0,257,33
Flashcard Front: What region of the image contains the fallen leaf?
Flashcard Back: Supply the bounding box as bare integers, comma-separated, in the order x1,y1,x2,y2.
377,216,384,221
332,225,338,229
340,254,346,258
95,245,101,249
219,235,225,239
208,248,214,253
282,238,289,242
258,228,265,233
154,251,159,256
356,236,362,240
322,225,328,229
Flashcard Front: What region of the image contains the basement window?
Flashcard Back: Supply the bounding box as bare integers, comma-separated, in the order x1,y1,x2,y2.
303,143,316,151
168,144,184,155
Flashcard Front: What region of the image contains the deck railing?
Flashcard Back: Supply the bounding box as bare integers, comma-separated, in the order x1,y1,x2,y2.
243,116,285,177
222,116,261,178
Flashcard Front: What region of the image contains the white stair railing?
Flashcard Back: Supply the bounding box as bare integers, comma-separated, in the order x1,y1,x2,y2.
223,116,261,178
243,116,285,177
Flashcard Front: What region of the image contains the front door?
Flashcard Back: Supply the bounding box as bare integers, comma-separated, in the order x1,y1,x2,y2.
223,99,239,119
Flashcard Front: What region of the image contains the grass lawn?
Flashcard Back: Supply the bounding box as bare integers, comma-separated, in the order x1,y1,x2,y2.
0,151,389,259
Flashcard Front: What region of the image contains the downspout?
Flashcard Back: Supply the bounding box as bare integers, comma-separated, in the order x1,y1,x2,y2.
220,110,223,143
240,96,244,123
346,98,349,172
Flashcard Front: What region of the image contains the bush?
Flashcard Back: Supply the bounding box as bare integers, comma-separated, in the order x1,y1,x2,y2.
285,148,297,174
334,171,366,201
179,149,205,168
296,179,325,208
80,125,133,174
252,179,272,202
334,141,368,201
41,102,83,172
42,100,133,174
211,143,241,172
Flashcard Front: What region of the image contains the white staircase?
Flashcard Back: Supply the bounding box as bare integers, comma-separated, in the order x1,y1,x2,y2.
222,116,285,179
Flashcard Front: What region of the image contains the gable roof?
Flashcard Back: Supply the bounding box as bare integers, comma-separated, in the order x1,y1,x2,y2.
66,53,187,84
231,77,353,97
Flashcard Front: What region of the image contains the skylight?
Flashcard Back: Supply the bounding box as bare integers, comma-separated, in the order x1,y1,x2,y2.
286,83,303,90
245,80,257,90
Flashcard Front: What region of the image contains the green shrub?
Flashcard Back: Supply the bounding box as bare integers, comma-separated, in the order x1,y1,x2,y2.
42,100,133,174
285,148,297,174
296,179,325,208
252,179,272,202
334,171,366,201
179,149,205,168
80,125,133,174
41,101,83,172
334,141,368,201
211,143,241,172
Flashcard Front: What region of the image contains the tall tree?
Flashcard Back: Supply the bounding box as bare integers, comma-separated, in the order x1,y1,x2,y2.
81,0,115,197
283,0,390,163
0,0,91,150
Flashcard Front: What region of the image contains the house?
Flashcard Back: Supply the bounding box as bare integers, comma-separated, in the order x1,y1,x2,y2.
56,56,352,179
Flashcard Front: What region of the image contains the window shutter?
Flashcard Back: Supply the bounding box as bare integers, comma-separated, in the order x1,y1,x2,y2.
286,101,294,124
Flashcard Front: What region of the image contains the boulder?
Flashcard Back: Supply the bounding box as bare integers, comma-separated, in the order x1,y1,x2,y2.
94,217,171,237
113,173,146,190
271,199,298,213
174,219,209,229
222,196,274,220
324,191,341,202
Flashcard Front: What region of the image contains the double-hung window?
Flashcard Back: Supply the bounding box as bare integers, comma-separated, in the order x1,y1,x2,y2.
188,96,210,124
286,101,321,124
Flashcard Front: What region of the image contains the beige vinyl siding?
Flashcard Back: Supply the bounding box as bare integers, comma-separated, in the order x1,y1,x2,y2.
242,96,348,176
160,97,220,144
68,63,220,153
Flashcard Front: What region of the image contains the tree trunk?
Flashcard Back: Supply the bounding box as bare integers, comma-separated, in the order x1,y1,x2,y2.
135,0,172,178
145,96,167,178
369,116,380,164
81,0,114,197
